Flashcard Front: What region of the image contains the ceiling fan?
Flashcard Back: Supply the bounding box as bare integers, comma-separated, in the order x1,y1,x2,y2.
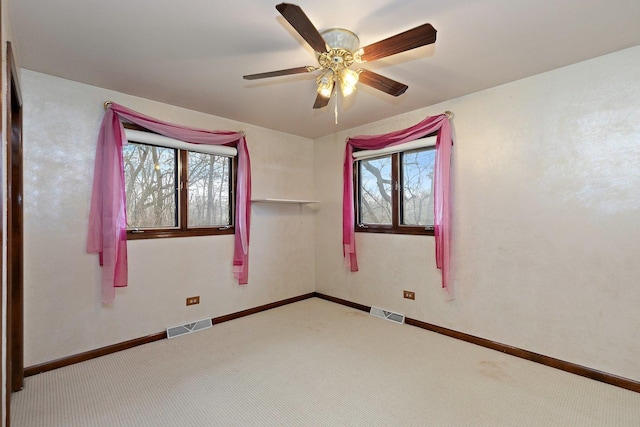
243,3,437,109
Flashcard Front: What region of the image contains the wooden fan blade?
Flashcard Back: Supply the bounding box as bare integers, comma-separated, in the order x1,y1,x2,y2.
313,93,331,109
360,23,436,62
358,70,408,96
243,66,316,80
276,3,328,53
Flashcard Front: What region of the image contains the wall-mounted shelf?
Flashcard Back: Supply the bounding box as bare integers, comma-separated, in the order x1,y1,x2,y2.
251,198,320,205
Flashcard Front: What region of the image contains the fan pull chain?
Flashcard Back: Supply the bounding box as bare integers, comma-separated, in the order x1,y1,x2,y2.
334,89,339,125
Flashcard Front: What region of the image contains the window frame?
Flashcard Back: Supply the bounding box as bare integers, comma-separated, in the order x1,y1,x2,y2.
123,125,237,240
354,142,436,237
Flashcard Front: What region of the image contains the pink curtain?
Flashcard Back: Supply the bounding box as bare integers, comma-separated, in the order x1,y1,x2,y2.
343,114,453,290
88,103,251,303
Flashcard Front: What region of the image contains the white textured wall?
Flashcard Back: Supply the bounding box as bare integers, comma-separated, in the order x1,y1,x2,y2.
19,45,640,383
21,70,316,366
314,45,640,381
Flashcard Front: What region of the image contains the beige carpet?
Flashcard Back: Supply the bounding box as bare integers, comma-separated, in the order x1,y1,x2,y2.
11,298,640,426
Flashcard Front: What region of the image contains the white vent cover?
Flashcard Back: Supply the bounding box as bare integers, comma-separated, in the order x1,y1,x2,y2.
370,307,405,324
167,318,212,339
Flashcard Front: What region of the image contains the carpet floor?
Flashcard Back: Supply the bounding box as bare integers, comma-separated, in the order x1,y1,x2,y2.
11,298,640,426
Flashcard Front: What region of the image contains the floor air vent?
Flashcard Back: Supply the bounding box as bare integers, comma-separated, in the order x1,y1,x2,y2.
370,307,405,324
167,318,212,339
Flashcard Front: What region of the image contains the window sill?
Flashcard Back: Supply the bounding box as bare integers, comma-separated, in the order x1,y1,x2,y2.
355,226,434,236
126,227,235,240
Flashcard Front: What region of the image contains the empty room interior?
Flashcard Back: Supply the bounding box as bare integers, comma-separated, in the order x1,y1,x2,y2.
2,0,640,425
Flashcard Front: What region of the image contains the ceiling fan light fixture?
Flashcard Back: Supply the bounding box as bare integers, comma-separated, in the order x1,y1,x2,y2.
341,67,360,87
340,81,355,97
339,67,360,97
316,70,335,98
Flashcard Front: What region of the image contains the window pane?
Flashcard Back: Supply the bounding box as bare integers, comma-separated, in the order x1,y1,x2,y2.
187,152,231,227
402,148,435,226
123,143,177,228
359,156,392,224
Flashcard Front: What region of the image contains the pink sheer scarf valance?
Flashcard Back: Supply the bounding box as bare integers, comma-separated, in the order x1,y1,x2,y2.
343,113,453,290
87,102,251,303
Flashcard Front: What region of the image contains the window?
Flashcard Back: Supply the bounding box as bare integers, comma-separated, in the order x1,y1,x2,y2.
355,140,435,236
123,133,235,239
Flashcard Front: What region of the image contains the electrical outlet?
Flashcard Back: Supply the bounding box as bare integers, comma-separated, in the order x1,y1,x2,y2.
403,290,415,300
186,296,200,306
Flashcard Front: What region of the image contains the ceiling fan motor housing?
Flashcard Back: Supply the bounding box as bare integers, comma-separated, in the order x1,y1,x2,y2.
321,28,360,51
318,28,364,71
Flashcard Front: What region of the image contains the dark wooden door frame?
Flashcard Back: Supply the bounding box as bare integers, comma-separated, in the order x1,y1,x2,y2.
0,7,4,423
6,40,24,426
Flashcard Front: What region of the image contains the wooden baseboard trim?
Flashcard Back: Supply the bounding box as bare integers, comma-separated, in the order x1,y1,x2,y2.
313,292,371,312
25,292,640,394
315,292,640,394
213,292,316,324
24,331,167,377
24,292,316,377
405,317,640,393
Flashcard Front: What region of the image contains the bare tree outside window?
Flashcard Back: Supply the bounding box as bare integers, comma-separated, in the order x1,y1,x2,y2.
359,156,392,224
123,143,177,228
187,152,230,227
402,149,435,226
355,145,436,235
123,140,234,237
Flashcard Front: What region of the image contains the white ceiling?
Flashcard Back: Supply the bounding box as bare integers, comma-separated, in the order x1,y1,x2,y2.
10,0,640,139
